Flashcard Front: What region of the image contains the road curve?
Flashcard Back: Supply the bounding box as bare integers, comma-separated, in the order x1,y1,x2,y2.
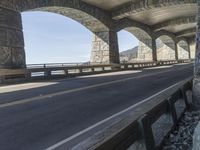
0,63,193,150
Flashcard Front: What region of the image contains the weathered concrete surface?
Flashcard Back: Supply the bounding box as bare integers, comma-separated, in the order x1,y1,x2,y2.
193,119,200,150
0,7,25,69
90,31,119,64
193,0,200,109
177,40,190,59
189,40,196,59
125,27,156,61
156,37,176,61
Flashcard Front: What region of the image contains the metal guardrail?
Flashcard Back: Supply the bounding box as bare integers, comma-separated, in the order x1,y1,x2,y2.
0,59,192,83
71,77,193,150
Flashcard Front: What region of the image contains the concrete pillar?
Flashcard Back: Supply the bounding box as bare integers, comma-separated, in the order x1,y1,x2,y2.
137,38,156,61
0,7,26,69
177,42,189,60
193,0,200,109
188,45,191,59
175,43,179,60
189,41,196,59
152,39,157,61
156,38,176,61
90,31,119,64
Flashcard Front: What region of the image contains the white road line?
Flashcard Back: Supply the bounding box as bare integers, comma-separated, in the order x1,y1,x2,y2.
0,65,191,109
45,79,187,150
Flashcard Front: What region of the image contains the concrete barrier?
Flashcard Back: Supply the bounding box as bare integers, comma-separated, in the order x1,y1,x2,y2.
0,59,192,84
70,78,193,150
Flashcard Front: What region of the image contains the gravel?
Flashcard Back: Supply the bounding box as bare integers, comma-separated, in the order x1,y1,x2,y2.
162,111,200,150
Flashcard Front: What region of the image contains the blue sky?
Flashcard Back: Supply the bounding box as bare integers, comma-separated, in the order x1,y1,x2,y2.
22,11,138,64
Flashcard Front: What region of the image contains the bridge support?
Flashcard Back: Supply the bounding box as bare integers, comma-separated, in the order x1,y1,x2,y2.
90,31,119,64
156,38,176,61
0,7,26,69
189,40,196,59
193,0,200,109
137,38,157,61
177,41,190,60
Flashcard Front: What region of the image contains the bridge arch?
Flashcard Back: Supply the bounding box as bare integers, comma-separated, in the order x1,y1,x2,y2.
156,35,176,61
116,20,156,62
125,27,154,61
0,0,122,69
20,0,110,32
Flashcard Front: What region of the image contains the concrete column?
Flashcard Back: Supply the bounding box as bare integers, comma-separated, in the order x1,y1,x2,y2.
0,7,26,69
137,38,156,61
152,39,157,61
177,42,190,60
193,0,200,109
189,41,196,59
90,31,119,64
188,45,191,59
175,43,179,60
156,39,176,61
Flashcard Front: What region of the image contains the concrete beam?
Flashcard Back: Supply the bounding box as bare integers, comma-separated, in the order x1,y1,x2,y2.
112,0,197,20
153,16,196,31
176,28,196,37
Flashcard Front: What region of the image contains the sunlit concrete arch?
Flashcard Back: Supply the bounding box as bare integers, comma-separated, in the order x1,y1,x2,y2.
155,32,177,61
187,37,196,59
19,0,121,64
177,39,190,60
115,19,153,37
125,27,156,62
115,19,156,61
19,0,113,32
154,30,177,42
0,0,122,68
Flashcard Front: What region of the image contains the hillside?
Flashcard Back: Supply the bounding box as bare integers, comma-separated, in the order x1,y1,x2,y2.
120,46,138,62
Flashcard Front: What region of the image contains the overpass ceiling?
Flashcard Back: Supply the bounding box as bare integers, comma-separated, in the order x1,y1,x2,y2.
127,4,197,25
82,0,197,38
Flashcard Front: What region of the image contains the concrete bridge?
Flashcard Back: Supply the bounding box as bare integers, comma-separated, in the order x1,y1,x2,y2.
1,0,200,150
0,0,197,69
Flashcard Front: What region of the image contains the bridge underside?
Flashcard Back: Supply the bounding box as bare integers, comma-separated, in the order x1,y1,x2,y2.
0,0,197,69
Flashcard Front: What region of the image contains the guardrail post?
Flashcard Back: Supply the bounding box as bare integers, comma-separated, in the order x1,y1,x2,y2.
167,98,178,124
0,77,5,84
138,114,155,150
181,84,192,109
91,68,95,72
64,70,68,76
25,72,32,80
44,70,51,77
79,68,83,74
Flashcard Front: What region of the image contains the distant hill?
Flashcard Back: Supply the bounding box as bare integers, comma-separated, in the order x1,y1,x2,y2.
119,41,165,62
120,46,138,63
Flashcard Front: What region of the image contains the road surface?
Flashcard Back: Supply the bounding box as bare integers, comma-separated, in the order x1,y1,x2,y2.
0,63,193,150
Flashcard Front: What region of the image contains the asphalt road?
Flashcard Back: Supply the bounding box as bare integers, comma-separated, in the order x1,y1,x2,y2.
0,63,194,150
